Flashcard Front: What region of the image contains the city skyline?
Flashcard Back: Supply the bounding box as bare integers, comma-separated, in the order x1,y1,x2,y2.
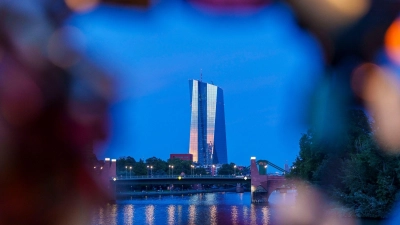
76,2,324,166
189,79,227,166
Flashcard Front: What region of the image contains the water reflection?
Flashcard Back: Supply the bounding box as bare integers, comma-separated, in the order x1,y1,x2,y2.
188,205,196,225
262,206,270,224
243,205,249,222
110,204,117,225
231,206,238,225
123,205,134,225
145,205,155,225
167,205,175,225
250,204,257,225
97,206,104,224
205,193,217,205
91,192,297,225
209,205,217,225
177,205,182,225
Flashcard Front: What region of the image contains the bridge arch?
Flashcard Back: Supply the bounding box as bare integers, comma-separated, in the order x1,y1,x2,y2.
250,157,287,203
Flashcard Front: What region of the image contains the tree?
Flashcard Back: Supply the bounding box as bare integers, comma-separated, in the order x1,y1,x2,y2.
289,109,400,218
133,159,147,176
217,163,236,175
336,139,400,218
194,167,207,175
116,156,136,177
145,157,168,175
167,158,192,176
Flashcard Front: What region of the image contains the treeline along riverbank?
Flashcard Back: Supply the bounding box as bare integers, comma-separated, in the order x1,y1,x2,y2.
288,109,400,219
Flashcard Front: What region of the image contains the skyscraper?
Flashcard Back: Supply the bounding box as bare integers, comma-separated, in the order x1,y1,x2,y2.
188,79,227,166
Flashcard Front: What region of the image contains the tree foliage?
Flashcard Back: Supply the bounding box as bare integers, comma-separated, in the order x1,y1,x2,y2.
289,109,400,218
167,158,192,176
146,157,168,175
217,163,236,175
194,167,207,175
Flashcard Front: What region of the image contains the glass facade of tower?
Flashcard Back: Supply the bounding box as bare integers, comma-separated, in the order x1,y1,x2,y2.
188,79,227,166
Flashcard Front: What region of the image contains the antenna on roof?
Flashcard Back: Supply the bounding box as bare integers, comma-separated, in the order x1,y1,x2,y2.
200,69,203,81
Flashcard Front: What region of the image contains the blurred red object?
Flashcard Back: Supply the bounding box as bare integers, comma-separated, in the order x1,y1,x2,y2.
0,1,113,224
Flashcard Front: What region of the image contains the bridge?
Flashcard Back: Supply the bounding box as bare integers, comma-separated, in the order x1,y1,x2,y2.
250,157,287,203
115,175,250,185
113,175,250,193
101,157,287,203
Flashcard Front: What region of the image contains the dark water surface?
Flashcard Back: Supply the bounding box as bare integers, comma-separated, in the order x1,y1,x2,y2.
91,191,381,225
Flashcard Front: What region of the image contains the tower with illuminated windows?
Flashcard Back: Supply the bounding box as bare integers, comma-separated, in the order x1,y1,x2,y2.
188,79,227,166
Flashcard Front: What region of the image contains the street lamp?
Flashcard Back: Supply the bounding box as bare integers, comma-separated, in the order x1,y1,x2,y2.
147,165,149,177
264,165,268,175
150,166,153,177
125,166,128,179
191,165,194,176
212,165,216,176
234,165,237,176
171,165,174,176
129,166,132,178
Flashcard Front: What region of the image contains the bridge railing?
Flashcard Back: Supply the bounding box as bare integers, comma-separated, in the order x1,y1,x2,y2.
116,175,251,179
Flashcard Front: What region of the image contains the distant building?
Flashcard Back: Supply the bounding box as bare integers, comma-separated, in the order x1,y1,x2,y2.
285,163,290,172
170,154,193,161
188,79,228,166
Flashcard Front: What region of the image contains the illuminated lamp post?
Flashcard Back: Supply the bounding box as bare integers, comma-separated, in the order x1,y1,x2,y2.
171,165,174,176
150,166,153,177
212,165,216,176
234,165,237,176
129,166,132,178
147,165,149,177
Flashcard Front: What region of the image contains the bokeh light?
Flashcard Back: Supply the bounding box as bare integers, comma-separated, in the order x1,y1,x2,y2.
352,63,400,152
385,17,400,65
287,0,370,32
65,0,99,13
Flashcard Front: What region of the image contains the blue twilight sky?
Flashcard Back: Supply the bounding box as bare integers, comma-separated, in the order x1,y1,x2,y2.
69,0,324,168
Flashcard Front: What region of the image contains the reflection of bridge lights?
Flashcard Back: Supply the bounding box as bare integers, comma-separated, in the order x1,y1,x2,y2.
262,206,269,224
243,206,249,221
188,205,196,225
231,206,238,225
209,205,217,225
111,204,117,225
167,205,175,225
250,204,256,225
145,205,155,225
123,205,134,225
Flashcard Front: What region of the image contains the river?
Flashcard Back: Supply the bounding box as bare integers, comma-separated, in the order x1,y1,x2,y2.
91,191,382,225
